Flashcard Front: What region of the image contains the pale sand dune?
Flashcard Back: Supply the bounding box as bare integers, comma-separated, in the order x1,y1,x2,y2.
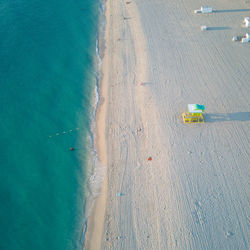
85,0,250,249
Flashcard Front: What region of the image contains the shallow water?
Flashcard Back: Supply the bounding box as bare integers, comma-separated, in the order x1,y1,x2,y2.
0,0,100,249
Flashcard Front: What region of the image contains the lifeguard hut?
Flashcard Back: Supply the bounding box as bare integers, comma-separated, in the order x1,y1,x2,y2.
182,104,205,123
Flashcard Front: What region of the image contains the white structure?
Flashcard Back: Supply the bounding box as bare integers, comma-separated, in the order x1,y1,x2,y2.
232,36,238,42
194,6,213,14
243,17,250,28
241,33,250,43
201,25,207,31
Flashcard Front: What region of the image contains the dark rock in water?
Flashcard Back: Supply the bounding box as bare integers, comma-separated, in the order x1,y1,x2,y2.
69,147,74,151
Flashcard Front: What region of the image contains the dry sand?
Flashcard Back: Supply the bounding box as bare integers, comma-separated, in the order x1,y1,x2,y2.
85,0,250,249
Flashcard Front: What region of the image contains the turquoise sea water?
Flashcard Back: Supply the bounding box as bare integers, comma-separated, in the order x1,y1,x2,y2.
0,0,101,249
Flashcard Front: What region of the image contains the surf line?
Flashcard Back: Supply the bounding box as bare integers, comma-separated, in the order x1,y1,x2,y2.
48,127,80,138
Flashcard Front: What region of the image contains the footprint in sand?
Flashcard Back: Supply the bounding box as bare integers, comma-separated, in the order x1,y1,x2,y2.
194,200,202,209
192,200,206,225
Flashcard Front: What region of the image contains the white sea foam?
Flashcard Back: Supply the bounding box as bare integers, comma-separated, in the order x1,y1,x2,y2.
81,0,106,246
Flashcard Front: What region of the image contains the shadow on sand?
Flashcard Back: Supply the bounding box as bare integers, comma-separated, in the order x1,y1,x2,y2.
205,112,250,122
214,9,250,13
207,27,231,31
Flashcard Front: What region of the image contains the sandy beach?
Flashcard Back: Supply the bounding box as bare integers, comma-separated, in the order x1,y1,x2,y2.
85,0,250,249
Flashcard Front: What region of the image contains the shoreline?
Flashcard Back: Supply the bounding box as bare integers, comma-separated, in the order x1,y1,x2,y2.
84,0,150,248
83,51,108,249
83,0,109,248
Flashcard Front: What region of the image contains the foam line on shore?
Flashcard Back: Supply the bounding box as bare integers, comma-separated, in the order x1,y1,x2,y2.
81,0,107,248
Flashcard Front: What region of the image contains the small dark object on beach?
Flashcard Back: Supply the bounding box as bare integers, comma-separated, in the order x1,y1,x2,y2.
148,156,152,161
126,1,132,4
69,147,74,151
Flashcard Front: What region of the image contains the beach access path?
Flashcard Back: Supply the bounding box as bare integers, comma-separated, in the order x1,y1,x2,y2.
85,0,250,249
